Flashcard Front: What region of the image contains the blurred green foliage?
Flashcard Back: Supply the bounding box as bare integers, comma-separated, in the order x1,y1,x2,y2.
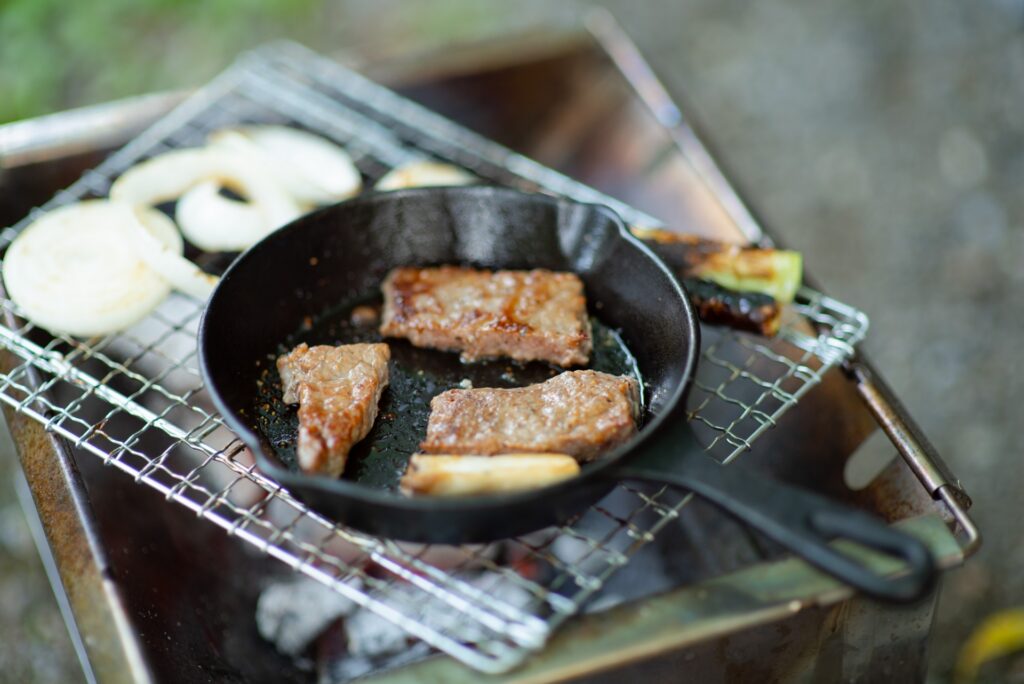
0,0,567,124
0,0,320,123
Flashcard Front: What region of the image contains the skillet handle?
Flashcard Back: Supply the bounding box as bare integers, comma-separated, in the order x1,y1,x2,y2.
613,440,935,602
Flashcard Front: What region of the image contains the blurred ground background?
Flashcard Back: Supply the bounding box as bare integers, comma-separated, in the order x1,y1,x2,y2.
1,0,1021,681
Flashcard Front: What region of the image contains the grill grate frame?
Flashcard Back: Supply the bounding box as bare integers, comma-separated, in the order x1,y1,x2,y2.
0,43,868,674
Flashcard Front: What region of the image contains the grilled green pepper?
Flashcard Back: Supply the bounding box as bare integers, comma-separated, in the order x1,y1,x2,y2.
633,228,802,303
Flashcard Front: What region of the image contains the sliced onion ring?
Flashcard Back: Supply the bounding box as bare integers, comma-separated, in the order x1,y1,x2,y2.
175,181,273,253
120,202,219,300
210,126,362,204
375,160,476,191
109,147,302,227
2,201,182,337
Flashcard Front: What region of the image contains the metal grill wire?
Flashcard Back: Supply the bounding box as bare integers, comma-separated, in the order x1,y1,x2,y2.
0,44,869,674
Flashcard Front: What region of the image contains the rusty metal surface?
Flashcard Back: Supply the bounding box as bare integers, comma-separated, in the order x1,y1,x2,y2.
365,515,959,684
849,362,974,504
0,27,969,683
0,355,151,684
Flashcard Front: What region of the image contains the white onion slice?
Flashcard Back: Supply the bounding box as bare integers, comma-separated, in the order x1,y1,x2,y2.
210,126,362,204
109,147,302,227
2,201,182,337
120,203,219,300
375,161,476,191
400,454,580,496
175,181,274,253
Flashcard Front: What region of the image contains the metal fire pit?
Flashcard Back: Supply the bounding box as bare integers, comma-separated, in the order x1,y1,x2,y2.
0,14,976,683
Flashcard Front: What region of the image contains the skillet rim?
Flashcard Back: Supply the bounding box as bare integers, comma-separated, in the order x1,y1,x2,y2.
198,185,699,513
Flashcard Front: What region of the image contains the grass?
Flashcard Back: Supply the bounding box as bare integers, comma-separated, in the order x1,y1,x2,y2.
0,0,321,123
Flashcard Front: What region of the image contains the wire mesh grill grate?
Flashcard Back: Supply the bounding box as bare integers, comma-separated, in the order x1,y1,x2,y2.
0,43,868,673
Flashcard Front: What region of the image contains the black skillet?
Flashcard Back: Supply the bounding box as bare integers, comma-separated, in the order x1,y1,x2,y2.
199,186,934,602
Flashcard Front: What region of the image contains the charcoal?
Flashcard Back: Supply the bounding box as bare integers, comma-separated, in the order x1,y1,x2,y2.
256,576,362,656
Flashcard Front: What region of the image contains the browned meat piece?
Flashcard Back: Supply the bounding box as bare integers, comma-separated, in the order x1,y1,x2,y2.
380,266,592,366
420,370,640,462
277,342,390,477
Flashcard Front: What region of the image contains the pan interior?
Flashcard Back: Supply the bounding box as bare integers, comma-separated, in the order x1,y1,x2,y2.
254,291,642,491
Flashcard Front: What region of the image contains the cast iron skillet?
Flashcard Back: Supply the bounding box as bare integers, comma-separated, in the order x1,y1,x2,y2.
199,186,934,602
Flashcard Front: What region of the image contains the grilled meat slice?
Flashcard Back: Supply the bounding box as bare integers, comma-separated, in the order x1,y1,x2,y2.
277,342,390,477
420,370,640,462
380,266,592,366
400,453,580,496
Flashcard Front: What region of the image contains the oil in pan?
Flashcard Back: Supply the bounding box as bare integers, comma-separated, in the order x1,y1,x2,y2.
254,293,641,490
